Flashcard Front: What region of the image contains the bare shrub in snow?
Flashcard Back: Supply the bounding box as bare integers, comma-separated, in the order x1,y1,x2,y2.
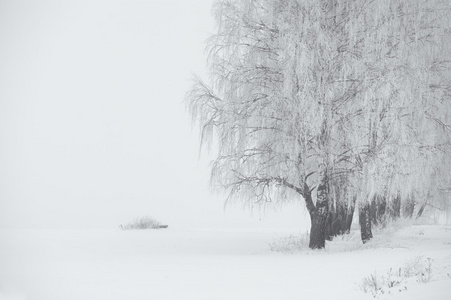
411,257,433,284
119,216,165,230
359,256,433,297
359,273,386,297
359,269,407,297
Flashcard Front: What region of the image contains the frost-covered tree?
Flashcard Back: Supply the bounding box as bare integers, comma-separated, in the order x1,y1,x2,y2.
343,0,451,240
301,0,451,242
188,0,341,249
187,0,451,248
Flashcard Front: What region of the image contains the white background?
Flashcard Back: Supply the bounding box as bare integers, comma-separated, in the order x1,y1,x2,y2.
0,0,307,230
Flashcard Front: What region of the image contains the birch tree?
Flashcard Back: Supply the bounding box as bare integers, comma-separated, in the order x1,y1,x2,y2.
347,0,451,240
187,0,451,248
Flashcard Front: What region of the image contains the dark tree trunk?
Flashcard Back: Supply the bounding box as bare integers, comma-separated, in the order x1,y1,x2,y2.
309,207,328,249
359,202,373,244
325,196,355,240
389,194,401,220
308,179,329,249
325,187,341,241
282,176,329,250
416,202,427,219
336,204,347,235
325,210,340,241
378,196,387,224
403,195,416,218
325,211,334,241
370,195,378,225
370,195,387,226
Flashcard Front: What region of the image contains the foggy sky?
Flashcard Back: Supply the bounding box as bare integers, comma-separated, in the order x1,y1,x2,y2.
0,0,307,230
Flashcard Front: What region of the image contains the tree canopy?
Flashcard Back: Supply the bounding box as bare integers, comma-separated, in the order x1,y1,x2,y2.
187,0,451,248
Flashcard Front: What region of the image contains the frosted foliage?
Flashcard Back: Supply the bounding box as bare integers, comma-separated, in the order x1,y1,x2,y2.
351,0,451,202
187,0,451,208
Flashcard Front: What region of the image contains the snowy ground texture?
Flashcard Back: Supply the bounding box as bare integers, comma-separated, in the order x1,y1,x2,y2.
1,222,450,300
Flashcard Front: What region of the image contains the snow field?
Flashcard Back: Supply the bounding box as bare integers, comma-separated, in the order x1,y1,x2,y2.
0,224,450,300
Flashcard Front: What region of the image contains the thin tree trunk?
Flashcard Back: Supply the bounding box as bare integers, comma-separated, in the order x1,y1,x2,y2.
325,209,340,241
416,201,427,219
370,194,388,226
390,194,401,220
377,196,387,225
359,202,373,244
336,204,347,235
343,195,356,234
325,184,340,241
370,195,378,226
403,195,416,218
325,211,335,241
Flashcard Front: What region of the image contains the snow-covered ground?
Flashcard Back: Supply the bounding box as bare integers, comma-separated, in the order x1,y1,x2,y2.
1,223,450,300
